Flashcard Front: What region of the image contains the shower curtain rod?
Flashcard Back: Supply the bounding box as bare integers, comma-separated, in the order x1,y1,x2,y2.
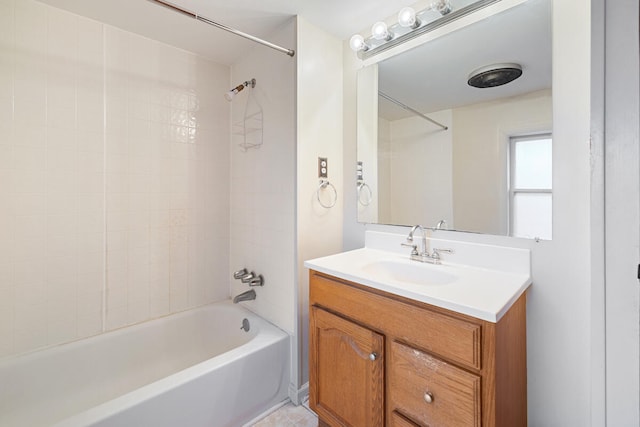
147,0,296,57
379,92,448,131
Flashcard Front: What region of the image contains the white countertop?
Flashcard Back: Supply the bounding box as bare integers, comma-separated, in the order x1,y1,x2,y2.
304,247,532,323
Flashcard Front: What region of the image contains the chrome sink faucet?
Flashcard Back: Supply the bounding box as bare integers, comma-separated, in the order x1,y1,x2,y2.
402,225,429,258
401,225,454,264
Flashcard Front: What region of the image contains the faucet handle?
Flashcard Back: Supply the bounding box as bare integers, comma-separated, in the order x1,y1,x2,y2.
240,272,256,283
432,248,454,260
247,275,264,287
401,242,419,256
233,268,248,279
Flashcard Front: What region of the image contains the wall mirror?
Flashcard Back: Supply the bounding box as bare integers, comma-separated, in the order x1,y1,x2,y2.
356,0,552,239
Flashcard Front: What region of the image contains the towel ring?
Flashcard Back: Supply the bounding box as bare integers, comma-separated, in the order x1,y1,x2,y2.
316,179,337,208
357,182,372,206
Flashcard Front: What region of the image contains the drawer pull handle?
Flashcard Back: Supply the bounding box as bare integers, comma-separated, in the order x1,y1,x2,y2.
424,392,434,404
369,352,378,361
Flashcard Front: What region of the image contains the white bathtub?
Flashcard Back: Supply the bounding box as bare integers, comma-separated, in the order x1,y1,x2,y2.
0,301,290,427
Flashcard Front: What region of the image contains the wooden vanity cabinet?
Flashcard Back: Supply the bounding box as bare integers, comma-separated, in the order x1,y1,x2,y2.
309,270,527,427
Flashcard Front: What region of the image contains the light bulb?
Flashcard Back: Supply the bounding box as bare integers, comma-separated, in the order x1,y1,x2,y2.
398,7,419,28
349,34,367,52
371,21,392,41
431,0,452,15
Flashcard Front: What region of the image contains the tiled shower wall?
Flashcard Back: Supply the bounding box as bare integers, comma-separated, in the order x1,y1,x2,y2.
229,21,296,335
0,0,231,358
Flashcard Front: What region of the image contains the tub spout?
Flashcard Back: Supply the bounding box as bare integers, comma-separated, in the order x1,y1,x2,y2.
233,289,256,303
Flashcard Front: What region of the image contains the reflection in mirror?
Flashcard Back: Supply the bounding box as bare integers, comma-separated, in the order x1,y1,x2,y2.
356,0,552,239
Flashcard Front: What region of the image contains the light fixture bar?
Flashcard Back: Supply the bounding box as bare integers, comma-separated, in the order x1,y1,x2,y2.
147,0,295,57
359,0,501,60
379,92,448,131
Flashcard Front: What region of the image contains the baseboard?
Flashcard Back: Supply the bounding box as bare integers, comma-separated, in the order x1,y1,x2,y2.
288,382,309,406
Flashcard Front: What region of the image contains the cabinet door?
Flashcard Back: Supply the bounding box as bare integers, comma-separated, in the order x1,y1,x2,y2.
310,307,384,427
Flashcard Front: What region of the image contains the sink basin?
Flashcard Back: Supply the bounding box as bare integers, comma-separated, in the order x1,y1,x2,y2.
361,260,457,286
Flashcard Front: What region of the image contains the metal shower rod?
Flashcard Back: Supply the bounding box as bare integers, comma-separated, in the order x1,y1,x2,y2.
379,92,448,131
147,0,296,57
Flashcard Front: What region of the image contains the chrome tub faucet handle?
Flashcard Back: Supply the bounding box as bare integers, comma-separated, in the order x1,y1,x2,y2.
248,275,264,287
233,268,248,280
240,272,256,283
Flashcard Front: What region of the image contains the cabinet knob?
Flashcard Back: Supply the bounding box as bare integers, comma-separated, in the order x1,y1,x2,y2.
424,392,434,404
369,352,378,361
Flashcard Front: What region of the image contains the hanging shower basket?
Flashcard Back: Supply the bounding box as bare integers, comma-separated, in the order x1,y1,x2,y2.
232,78,263,151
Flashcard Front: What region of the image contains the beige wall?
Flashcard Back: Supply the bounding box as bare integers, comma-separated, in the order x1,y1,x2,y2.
357,64,379,223
296,16,344,394
377,117,391,221
0,0,231,358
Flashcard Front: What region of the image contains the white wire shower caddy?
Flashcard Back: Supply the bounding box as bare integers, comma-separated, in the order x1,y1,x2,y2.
232,78,263,151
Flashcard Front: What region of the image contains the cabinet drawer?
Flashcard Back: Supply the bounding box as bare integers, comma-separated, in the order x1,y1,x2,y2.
310,273,482,369
389,341,481,427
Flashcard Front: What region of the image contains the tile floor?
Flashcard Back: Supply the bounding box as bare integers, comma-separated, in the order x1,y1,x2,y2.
251,402,319,427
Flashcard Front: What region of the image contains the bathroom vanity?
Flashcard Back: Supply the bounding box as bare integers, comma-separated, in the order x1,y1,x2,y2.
305,232,531,427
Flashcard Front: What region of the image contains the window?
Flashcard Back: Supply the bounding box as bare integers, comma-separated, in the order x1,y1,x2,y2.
509,134,552,240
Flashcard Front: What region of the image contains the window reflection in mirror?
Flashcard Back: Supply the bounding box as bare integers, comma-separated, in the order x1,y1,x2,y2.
356,0,552,240
510,134,552,240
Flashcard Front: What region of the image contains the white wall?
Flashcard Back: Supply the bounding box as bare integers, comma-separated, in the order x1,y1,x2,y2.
0,0,231,358
295,16,344,395
229,19,296,335
342,0,596,425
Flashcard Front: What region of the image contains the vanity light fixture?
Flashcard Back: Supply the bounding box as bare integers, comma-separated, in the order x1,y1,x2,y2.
349,0,501,59
349,34,370,52
371,21,393,41
398,7,420,29
431,0,453,15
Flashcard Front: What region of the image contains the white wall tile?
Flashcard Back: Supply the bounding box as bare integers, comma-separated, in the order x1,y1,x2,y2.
14,126,45,149
1,0,232,357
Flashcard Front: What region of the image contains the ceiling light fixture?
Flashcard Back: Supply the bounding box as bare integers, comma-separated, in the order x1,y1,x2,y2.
349,0,501,60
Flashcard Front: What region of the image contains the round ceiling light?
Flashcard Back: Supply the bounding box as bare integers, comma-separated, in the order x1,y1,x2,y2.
467,63,523,88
